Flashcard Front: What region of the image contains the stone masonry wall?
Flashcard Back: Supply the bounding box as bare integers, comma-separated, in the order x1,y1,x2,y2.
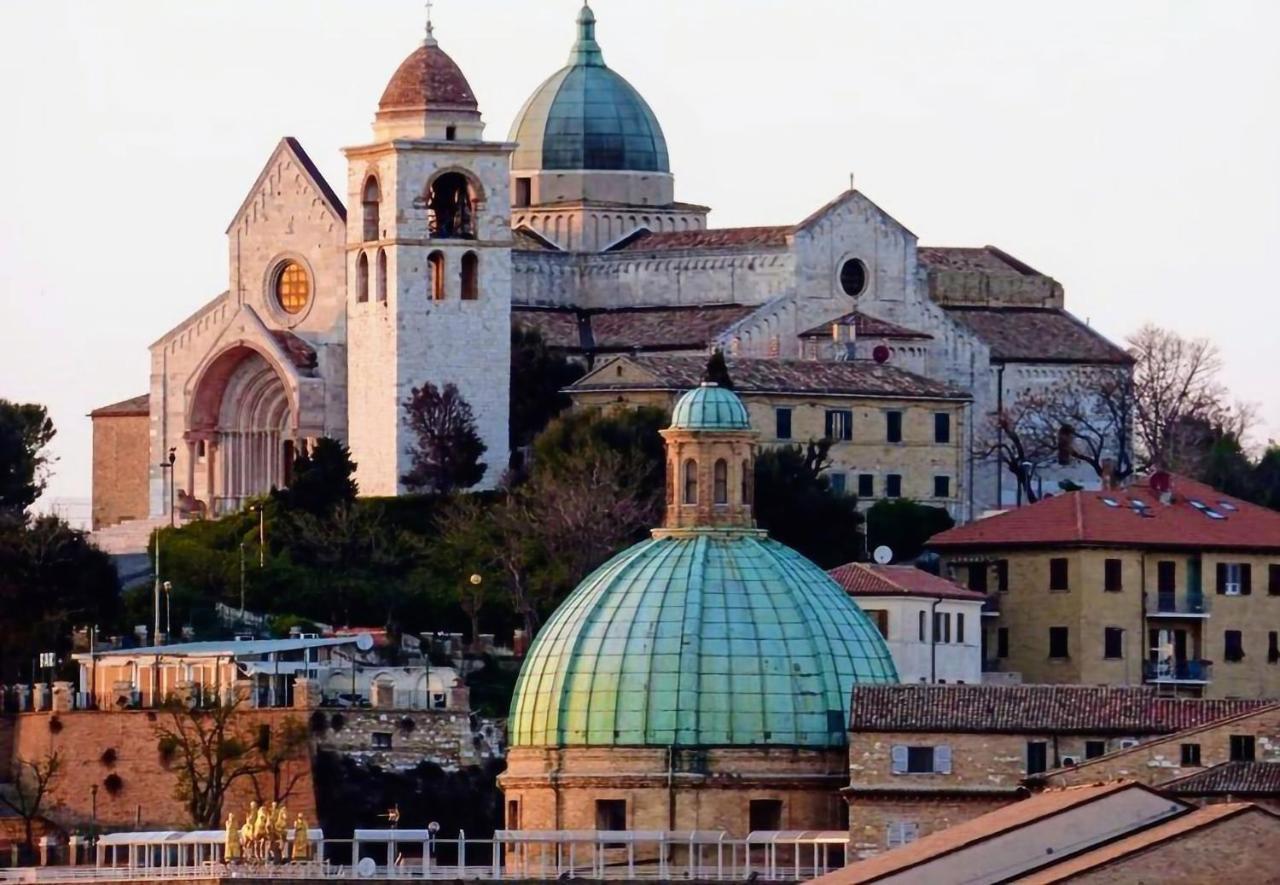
313,709,478,772
91,413,150,530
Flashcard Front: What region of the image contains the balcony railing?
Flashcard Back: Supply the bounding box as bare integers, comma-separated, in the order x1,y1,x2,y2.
1149,592,1208,617
1144,659,1212,683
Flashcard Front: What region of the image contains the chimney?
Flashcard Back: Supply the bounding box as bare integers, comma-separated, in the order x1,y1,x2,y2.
1100,459,1115,490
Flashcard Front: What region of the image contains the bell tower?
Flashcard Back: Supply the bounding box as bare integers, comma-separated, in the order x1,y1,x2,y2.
345,23,514,495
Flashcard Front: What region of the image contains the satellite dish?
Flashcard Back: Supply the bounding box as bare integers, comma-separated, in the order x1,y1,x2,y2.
1150,471,1172,495
872,344,891,364
355,633,374,652
357,858,377,878
873,545,894,565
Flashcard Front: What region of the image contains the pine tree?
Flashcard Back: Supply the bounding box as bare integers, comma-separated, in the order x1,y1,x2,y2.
400,383,488,494
703,349,734,389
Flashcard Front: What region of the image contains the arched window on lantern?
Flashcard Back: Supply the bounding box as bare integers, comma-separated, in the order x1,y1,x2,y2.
683,458,698,505
461,251,479,300
376,249,388,302
362,176,381,241
428,251,445,301
713,459,728,505
356,252,369,303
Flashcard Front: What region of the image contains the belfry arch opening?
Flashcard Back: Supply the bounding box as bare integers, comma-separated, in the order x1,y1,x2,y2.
362,176,381,241
427,172,477,239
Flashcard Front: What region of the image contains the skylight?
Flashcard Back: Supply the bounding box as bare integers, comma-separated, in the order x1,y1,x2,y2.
1204,510,1227,520
1219,501,1238,512
1102,498,1120,508
1189,500,1207,511
1130,499,1149,510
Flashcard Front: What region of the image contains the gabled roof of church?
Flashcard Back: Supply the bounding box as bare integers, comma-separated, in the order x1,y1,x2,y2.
89,394,150,418
945,306,1132,365
918,245,1048,277
608,226,791,252
225,138,345,234
798,311,932,340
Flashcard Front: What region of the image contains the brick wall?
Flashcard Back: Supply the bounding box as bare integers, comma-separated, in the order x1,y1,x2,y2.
91,414,150,530
848,795,1010,859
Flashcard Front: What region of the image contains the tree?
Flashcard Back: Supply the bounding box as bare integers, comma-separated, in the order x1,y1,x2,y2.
0,401,56,517
975,388,1066,504
0,751,61,858
754,441,864,568
703,349,734,389
401,383,487,494
249,716,312,806
281,437,358,515
864,499,955,563
510,327,584,452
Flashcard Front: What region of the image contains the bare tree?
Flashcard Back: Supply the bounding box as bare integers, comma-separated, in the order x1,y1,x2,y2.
401,382,487,494
975,388,1062,503
249,716,312,806
0,751,61,857
1039,370,1136,481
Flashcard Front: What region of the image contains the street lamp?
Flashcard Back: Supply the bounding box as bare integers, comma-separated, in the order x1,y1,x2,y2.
249,504,265,568
161,448,177,528
89,784,98,855
162,581,173,640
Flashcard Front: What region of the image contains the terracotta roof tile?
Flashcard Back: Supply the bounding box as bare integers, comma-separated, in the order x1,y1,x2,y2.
378,43,478,111
945,306,1131,364
89,394,150,418
610,226,791,252
917,245,1046,276
798,311,932,341
513,305,753,353
850,684,1271,734
828,563,985,601
929,474,1280,552
573,355,969,401
512,308,585,350
1162,762,1280,796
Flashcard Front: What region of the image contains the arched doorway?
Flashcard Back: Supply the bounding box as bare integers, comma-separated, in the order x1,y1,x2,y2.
188,346,297,515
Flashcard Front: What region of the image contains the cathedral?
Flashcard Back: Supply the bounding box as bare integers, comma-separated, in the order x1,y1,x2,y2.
90,3,1131,533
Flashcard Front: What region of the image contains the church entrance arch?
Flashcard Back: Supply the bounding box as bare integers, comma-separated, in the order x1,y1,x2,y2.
188,345,299,516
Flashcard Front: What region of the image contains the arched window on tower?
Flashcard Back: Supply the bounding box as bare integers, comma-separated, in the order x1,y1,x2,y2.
683,458,698,505
427,172,476,239
428,251,445,301
376,249,388,302
362,176,381,241
356,252,369,303
461,252,479,301
713,459,728,505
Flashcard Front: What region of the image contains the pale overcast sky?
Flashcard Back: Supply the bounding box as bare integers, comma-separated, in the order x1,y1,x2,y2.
1,0,1277,506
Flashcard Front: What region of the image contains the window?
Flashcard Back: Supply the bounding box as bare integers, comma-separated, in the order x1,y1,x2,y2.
886,411,903,443
967,564,988,594
825,409,853,441
1026,741,1048,775
362,176,380,241
839,258,868,297
934,413,951,444
461,251,479,300
1271,631,1279,664
428,251,445,301
276,261,311,314
713,459,728,505
1049,626,1069,659
918,611,927,642
886,821,919,849
956,613,965,644
356,252,370,303
431,692,446,710
506,800,520,829
886,474,902,498
595,799,627,831
866,609,889,638
682,459,698,505
427,171,474,238
933,476,951,498
997,627,1009,658
514,177,532,208
1049,558,1069,591
445,125,457,141
858,474,874,497
376,249,388,302
1157,561,1176,594
1085,740,1106,759
371,732,392,749
1180,743,1202,767
1270,564,1280,595
934,612,950,644
1225,630,1245,662
996,560,1010,593
1217,562,1252,596
830,472,847,495
1230,735,1256,762
1104,559,1123,592
748,800,783,833
1104,627,1124,660
775,408,793,440
892,745,951,774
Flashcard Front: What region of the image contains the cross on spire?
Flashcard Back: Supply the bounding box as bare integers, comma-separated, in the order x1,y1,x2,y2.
424,0,437,46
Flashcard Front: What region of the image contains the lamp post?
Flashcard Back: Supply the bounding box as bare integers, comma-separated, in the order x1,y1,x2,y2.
161,448,177,528
163,581,173,640
239,542,247,617
249,504,265,568
89,784,98,856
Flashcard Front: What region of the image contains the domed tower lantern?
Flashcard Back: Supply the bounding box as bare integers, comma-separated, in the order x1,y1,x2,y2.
661,383,757,531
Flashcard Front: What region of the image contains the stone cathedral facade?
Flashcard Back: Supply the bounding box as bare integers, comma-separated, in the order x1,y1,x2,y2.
90,4,1131,533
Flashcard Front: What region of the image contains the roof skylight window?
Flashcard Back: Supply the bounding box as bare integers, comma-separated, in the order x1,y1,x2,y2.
1219,501,1238,512
1102,498,1120,508
1189,500,1207,511
1204,509,1227,520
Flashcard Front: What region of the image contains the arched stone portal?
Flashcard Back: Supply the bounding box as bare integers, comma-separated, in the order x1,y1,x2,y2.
187,346,299,516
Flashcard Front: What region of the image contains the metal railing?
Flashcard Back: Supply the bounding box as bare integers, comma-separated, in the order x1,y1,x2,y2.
1144,659,1212,682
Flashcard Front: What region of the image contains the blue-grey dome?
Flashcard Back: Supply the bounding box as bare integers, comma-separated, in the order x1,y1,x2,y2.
670,383,752,431
509,4,670,173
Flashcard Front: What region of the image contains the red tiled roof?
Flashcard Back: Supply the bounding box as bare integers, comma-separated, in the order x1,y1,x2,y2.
572,355,969,401
1161,762,1280,797
513,308,584,350
944,306,1132,364
378,42,478,111
828,563,984,601
89,394,149,418
610,226,791,252
512,305,754,353
1017,803,1272,884
929,474,1280,552
850,684,1271,734
917,245,1046,276
268,330,318,370
798,311,932,340
816,782,1160,885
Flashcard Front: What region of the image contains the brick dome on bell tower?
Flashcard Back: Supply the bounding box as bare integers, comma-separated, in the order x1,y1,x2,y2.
373,21,485,142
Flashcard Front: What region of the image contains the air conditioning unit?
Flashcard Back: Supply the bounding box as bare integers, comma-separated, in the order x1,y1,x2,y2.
1060,755,1080,767
1119,738,1140,750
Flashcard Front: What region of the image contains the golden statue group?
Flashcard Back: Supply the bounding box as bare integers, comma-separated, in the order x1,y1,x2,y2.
224,801,312,864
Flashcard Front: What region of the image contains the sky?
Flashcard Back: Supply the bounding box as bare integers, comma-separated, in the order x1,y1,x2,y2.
1,0,1278,507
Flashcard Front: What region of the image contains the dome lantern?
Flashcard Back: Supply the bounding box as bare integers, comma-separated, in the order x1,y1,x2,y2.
661,383,757,532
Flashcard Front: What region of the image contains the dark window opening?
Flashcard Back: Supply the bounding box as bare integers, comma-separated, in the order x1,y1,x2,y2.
858,474,874,497
775,408,792,440
713,459,729,505
918,611,927,642
1049,626,1069,659
1181,743,1202,767
933,475,951,498
749,800,783,833
830,472,847,495
1049,558,1069,591
682,459,698,505
362,176,381,241
1158,561,1177,594
996,560,1010,592
1085,740,1106,759
886,411,903,443
866,609,889,638
461,251,479,301
906,746,935,773
997,627,1009,658
1270,631,1279,664
886,474,902,498
1026,741,1048,775
956,613,965,644
514,177,532,208
506,800,520,829
1269,564,1280,596
371,732,392,750
1225,630,1245,662
1104,627,1124,660
595,799,627,831
427,172,476,239
428,251,445,301
839,259,867,297
1105,558,1123,592
356,251,370,303
825,409,853,442
968,564,988,594
376,249,388,303
934,412,951,444
1230,735,1256,762
445,125,457,141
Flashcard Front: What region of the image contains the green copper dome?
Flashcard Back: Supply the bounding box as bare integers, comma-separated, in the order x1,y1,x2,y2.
508,531,898,748
670,383,752,431
509,4,670,173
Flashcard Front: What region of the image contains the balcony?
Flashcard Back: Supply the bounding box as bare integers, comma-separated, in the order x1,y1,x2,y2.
982,595,1001,617
1147,592,1209,619
1144,659,1212,684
